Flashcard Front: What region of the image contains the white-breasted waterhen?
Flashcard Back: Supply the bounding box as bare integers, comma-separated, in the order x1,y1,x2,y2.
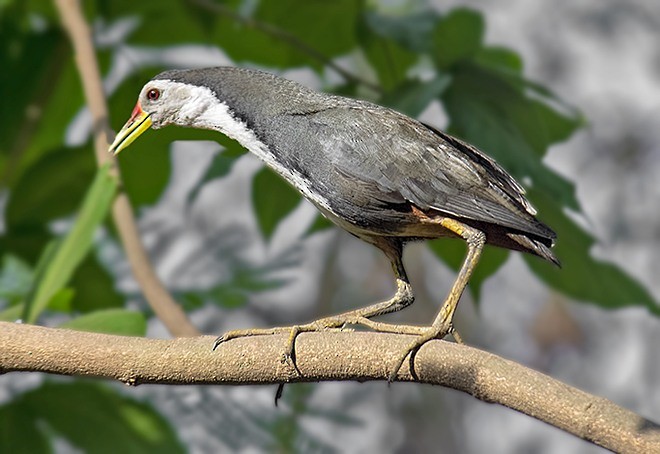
110,67,558,381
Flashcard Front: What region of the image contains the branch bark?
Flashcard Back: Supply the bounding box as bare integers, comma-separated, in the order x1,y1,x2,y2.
53,0,198,337
2,321,658,452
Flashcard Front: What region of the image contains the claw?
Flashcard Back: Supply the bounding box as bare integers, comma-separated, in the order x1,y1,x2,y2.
212,336,225,351
387,323,456,383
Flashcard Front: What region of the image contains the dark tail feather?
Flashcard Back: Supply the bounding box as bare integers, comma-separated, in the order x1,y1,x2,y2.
508,233,560,267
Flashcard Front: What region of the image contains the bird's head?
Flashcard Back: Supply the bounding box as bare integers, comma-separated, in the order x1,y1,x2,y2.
109,78,215,155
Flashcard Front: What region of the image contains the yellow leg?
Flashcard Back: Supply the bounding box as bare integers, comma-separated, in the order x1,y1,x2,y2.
387,218,484,381
214,222,484,381
214,238,421,363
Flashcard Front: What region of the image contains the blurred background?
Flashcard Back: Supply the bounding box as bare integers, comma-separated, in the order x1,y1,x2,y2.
1,0,660,452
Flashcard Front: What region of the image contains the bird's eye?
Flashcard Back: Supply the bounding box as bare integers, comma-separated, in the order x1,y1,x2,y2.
147,88,160,101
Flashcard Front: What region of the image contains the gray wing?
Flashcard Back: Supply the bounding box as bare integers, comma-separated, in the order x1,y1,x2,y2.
303,105,555,240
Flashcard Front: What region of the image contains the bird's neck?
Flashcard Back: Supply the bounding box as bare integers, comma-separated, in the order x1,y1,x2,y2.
179,85,269,160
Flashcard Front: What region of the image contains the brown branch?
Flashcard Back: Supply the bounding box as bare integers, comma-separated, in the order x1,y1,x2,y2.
1,321,658,452
53,0,198,337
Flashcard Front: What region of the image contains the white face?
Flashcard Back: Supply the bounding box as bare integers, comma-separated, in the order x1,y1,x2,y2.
138,79,216,129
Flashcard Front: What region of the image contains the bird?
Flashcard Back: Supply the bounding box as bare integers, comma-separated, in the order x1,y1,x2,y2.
109,66,558,381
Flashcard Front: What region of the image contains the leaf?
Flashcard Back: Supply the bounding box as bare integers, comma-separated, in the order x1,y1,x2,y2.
379,75,451,118
442,62,581,210
428,238,509,301
213,0,361,70
7,147,96,220
252,166,302,241
524,189,658,313
4,146,97,260
1,381,184,454
358,13,418,90
473,46,523,75
95,0,208,45
47,288,74,312
0,8,68,165
0,304,24,322
22,164,117,323
0,254,33,304
360,10,438,53
60,309,147,336
0,4,79,189
0,402,51,454
432,8,484,69
305,213,335,237
17,60,84,178
69,254,124,312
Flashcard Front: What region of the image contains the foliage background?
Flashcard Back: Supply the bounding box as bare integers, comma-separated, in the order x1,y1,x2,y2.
1,0,660,452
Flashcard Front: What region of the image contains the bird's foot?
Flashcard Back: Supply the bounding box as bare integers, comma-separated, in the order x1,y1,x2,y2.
387,321,462,383
213,319,354,368
213,314,461,381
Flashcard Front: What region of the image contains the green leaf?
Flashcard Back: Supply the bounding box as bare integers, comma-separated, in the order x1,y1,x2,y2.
305,213,335,237
3,146,97,261
0,254,33,304
60,309,147,336
432,8,484,69
0,304,24,322
379,75,451,118
0,402,51,454
428,238,509,301
17,61,84,178
22,164,117,323
69,254,124,312
524,189,658,313
47,287,74,312
474,46,523,74
0,8,68,166
360,10,438,53
0,3,80,189
358,13,418,90
214,0,361,70
442,62,581,210
252,166,302,241
1,381,184,454
95,1,208,45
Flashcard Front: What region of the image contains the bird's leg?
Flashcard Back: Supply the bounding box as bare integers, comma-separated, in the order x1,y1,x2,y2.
387,219,485,381
213,238,427,363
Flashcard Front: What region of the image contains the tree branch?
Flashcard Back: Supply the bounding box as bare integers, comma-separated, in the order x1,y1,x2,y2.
53,0,199,337
2,321,658,452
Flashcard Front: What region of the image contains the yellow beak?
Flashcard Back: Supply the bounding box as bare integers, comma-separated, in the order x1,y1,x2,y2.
109,103,153,155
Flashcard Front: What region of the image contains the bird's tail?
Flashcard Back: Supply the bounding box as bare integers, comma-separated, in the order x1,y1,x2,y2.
508,232,560,267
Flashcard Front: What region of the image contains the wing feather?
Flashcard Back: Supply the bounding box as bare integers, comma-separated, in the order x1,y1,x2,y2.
306,105,555,241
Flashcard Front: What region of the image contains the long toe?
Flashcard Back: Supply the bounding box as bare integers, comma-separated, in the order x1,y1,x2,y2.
388,325,453,382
